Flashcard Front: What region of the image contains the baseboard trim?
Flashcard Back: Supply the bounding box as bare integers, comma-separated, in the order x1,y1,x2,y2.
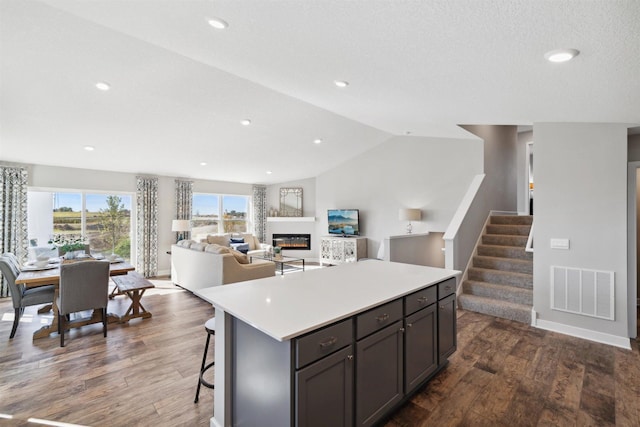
157,268,170,277
531,312,631,350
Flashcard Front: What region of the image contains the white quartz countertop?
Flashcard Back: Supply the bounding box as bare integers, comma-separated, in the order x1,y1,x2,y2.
196,261,460,342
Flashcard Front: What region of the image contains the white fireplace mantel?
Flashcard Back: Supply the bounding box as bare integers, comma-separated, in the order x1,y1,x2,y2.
266,217,315,222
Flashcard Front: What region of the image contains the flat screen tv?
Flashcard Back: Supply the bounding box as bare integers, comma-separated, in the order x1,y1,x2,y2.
328,209,360,236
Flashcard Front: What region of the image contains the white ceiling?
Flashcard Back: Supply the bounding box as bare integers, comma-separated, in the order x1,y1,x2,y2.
1,0,639,184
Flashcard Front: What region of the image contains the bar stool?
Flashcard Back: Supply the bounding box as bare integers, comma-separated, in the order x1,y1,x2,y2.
194,317,216,403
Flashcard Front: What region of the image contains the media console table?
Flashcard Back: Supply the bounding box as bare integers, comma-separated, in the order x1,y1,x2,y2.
196,261,460,427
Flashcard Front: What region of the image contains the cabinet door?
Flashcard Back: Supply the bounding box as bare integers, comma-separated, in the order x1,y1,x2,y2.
438,293,457,363
296,345,354,427
320,238,332,263
404,304,437,393
343,240,357,263
356,321,403,427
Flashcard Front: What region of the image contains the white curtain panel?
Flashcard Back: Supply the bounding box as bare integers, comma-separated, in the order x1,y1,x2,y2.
136,176,158,278
0,166,28,297
253,185,267,243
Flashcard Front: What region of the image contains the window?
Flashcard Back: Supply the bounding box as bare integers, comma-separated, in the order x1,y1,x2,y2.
192,193,250,236
28,190,133,261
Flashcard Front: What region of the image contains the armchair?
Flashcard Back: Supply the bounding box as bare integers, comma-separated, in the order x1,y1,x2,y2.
0,254,55,339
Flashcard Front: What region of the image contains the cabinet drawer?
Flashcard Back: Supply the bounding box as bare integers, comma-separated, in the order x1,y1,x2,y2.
356,299,403,340
438,277,456,299
296,319,353,369
405,286,437,315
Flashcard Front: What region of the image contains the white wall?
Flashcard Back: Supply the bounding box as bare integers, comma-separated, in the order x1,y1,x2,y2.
26,164,253,275
316,135,483,262
533,123,629,340
460,125,518,213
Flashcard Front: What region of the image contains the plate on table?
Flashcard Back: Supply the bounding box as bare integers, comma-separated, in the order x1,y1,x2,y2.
22,264,58,272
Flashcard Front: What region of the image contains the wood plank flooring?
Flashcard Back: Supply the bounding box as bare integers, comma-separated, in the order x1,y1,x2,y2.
0,278,638,426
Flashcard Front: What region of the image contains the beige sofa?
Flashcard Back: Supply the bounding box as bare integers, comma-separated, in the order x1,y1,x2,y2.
170,240,275,294
198,233,272,257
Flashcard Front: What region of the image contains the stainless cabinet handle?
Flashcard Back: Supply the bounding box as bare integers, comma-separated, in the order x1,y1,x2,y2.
375,313,390,322
406,323,413,328
319,336,337,348
418,296,429,303
444,285,452,291
347,355,353,361
399,327,405,333
440,305,445,309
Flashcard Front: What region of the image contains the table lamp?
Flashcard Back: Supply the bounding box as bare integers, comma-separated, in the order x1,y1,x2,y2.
172,219,191,242
399,208,421,234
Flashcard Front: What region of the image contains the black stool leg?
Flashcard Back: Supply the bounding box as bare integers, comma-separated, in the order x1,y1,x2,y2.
194,332,212,403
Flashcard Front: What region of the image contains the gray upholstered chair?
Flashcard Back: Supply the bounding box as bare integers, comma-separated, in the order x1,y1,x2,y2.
0,254,55,339
57,260,110,347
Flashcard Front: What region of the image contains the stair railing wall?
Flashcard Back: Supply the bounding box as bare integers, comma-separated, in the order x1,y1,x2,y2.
443,174,489,289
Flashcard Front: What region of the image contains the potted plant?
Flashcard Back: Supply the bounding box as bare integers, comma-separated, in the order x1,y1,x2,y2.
49,234,87,259
273,246,282,260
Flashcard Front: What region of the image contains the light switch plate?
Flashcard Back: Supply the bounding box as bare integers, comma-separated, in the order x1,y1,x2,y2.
550,238,570,250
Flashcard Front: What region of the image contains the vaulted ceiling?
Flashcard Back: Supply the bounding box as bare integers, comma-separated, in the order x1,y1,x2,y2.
1,0,639,184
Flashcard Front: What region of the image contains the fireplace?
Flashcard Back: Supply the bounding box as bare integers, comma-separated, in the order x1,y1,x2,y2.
273,234,311,251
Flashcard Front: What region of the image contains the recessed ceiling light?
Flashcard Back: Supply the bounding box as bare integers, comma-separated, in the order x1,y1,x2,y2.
313,139,323,144
241,119,252,126
200,162,207,166
84,145,95,151
266,170,272,175
544,48,580,63
95,81,110,91
207,17,228,29
334,80,349,88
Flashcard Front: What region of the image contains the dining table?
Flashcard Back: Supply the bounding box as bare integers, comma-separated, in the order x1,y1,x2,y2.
15,257,135,339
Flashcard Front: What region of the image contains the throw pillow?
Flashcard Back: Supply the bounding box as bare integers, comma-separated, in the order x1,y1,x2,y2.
230,248,249,264
207,235,230,247
204,244,230,254
230,237,245,244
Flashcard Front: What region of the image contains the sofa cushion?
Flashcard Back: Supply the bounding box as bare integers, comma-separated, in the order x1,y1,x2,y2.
204,244,230,254
177,239,195,248
240,233,258,250
190,242,207,251
207,235,230,247
230,248,249,264
230,237,245,244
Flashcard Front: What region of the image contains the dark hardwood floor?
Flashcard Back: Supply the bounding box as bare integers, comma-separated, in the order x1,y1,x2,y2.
0,278,638,426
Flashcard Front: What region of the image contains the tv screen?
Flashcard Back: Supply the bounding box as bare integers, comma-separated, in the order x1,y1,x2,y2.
328,209,360,236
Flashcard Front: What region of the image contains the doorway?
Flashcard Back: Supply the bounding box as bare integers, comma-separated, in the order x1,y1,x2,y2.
526,142,534,215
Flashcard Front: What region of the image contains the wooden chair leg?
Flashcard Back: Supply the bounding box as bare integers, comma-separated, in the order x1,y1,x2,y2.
102,308,107,338
59,314,65,347
10,308,20,339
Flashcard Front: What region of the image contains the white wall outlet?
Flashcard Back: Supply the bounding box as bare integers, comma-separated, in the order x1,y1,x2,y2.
550,238,570,250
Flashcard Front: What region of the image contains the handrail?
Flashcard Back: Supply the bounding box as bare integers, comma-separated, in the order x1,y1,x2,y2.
443,174,488,273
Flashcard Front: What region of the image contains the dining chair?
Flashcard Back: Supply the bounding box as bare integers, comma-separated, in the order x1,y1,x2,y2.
57,260,110,347
0,255,56,339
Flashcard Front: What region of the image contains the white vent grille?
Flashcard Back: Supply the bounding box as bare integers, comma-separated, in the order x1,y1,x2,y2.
550,266,614,320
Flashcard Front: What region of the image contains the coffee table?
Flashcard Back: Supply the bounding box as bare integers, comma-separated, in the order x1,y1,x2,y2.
251,254,305,275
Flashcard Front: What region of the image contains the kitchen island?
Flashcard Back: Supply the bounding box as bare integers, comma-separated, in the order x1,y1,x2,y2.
196,260,460,427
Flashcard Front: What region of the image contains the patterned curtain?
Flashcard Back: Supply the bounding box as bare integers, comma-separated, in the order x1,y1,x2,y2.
136,176,158,278
0,166,28,297
175,180,193,240
253,185,267,243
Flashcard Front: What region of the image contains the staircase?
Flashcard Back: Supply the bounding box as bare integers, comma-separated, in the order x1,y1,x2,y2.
458,215,533,324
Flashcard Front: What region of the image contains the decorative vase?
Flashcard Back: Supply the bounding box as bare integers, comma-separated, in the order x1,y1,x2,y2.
64,251,76,260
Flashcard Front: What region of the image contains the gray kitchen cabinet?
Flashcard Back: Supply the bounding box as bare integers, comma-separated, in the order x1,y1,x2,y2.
438,280,457,363
296,345,354,427
404,303,438,393
355,320,404,427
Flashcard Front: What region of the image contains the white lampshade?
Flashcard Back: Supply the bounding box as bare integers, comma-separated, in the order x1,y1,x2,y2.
172,219,191,232
399,208,421,221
